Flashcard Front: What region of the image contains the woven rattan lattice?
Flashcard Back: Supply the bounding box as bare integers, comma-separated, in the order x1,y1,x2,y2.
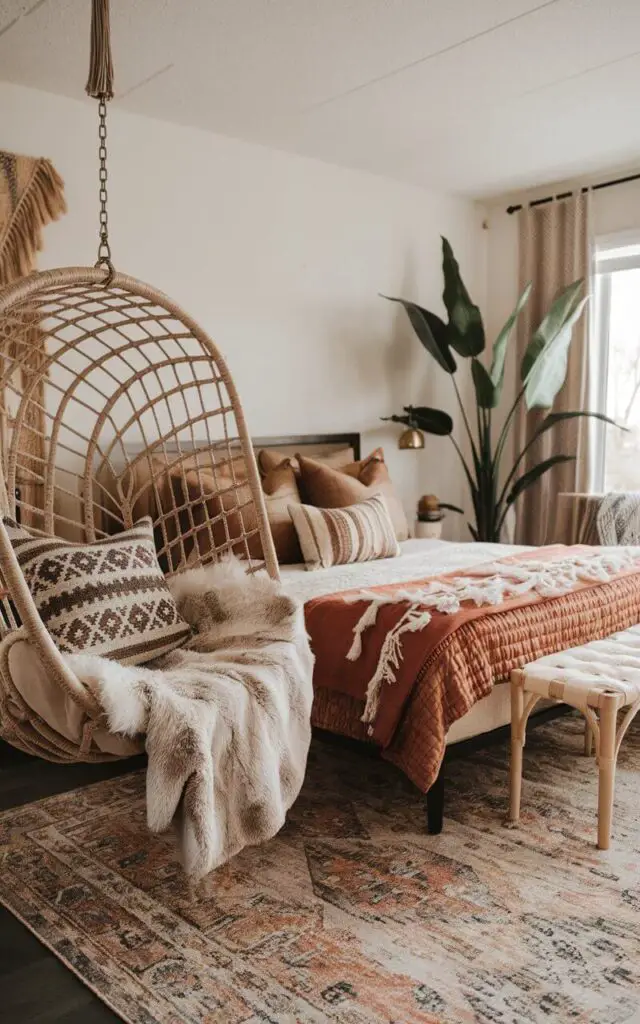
0,267,278,762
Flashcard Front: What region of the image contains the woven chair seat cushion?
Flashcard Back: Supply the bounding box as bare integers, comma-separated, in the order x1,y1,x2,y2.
0,633,142,758
519,625,640,709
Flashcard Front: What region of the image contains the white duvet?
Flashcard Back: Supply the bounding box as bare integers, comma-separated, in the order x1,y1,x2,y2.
280,538,530,746
281,538,529,602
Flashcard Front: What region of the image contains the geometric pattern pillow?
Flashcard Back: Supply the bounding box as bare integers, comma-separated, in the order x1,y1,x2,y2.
3,516,191,665
288,495,400,571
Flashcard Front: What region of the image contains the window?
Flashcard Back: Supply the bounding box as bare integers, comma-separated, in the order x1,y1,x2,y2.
594,234,640,491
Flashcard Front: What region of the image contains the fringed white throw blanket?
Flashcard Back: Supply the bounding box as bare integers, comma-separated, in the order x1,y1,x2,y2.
597,493,640,546
345,548,640,727
67,560,314,878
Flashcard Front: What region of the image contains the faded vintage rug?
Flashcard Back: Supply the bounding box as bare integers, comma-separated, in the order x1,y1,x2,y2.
1,716,640,1023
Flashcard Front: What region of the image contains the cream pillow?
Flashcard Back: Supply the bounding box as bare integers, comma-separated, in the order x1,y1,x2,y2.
288,495,400,570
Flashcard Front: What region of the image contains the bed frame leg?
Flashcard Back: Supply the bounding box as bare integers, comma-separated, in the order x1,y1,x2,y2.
425,769,445,834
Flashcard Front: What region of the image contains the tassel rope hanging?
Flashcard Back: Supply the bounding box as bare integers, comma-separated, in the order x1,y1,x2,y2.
85,0,114,100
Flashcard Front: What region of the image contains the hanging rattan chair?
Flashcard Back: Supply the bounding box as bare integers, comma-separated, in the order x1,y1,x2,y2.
0,268,278,763
0,2,280,763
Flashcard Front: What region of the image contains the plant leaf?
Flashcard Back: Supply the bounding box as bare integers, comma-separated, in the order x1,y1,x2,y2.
441,237,485,357
439,502,464,514
521,281,588,409
382,294,456,373
506,454,575,507
471,358,497,409
490,282,531,401
527,410,624,448
521,280,584,381
406,405,454,436
468,523,479,541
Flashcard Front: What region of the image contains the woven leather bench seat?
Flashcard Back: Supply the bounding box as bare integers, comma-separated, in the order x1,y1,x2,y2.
510,625,640,850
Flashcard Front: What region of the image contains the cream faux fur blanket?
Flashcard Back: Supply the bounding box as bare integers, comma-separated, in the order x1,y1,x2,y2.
66,560,314,878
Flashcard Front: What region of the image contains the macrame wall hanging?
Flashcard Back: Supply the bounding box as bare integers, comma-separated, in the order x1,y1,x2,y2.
0,151,67,522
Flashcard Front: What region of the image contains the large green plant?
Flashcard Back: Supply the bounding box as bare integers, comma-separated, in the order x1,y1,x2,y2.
382,237,616,542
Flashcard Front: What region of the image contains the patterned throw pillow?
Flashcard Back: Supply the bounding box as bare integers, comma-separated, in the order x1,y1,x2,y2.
3,516,191,664
288,495,400,571
296,450,409,541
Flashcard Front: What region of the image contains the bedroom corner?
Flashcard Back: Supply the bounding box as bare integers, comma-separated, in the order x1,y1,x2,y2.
2,3,640,1023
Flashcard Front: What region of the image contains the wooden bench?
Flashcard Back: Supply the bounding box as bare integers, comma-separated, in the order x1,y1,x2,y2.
510,625,640,849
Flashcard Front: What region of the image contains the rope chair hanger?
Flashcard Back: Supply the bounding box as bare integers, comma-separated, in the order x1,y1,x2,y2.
0,0,278,763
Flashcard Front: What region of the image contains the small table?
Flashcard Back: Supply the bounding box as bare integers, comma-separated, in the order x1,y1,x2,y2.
510,626,640,850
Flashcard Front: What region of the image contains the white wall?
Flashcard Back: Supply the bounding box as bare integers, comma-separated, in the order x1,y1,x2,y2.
1,82,486,537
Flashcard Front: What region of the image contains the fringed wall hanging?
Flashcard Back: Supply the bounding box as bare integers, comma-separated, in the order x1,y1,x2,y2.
0,151,66,523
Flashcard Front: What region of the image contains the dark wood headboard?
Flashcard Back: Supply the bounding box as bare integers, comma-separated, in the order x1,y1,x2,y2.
252,432,360,461
124,432,361,463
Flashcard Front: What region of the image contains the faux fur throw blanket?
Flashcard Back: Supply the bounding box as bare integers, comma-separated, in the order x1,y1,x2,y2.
597,492,640,545
67,560,314,878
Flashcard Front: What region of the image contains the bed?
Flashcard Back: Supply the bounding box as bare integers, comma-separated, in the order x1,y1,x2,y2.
250,433,640,833
250,433,523,745
109,430,640,831
281,536,527,746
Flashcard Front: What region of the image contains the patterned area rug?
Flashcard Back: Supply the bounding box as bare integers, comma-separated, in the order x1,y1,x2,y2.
1,715,639,1024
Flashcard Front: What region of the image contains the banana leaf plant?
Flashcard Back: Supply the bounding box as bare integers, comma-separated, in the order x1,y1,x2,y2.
382,237,618,542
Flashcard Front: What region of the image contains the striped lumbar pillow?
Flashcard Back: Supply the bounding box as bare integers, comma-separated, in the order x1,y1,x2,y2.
288,495,400,570
3,516,191,665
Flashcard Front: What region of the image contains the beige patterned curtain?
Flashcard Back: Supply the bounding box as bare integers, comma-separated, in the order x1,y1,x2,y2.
514,193,591,545
0,151,66,524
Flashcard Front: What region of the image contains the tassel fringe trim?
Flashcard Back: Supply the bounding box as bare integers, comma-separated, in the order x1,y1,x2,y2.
345,549,640,730
86,0,114,100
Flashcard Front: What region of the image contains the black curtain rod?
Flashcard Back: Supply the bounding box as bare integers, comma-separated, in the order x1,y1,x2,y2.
506,170,640,215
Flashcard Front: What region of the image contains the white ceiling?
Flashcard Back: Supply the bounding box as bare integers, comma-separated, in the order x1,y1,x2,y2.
2,0,640,198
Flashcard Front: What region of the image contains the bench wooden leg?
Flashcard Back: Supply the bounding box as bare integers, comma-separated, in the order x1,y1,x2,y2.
584,720,594,757
509,675,524,822
597,696,618,851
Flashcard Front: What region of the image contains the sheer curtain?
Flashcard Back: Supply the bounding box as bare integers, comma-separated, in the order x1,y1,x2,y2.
514,193,592,545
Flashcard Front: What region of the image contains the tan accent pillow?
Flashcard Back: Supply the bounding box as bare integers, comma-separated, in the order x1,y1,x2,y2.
3,516,191,665
258,447,355,477
288,495,400,570
183,458,303,565
297,449,409,541
262,462,304,564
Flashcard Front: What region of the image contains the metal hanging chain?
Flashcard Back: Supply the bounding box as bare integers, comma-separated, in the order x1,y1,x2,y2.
95,97,114,282
86,0,115,283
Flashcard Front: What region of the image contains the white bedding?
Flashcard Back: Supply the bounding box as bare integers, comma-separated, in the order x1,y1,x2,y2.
281,539,531,746
281,538,529,602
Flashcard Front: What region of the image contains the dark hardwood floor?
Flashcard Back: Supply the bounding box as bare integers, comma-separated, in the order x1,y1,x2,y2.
0,742,143,1023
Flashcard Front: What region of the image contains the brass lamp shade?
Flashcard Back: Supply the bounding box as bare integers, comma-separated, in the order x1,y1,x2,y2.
398,427,425,450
